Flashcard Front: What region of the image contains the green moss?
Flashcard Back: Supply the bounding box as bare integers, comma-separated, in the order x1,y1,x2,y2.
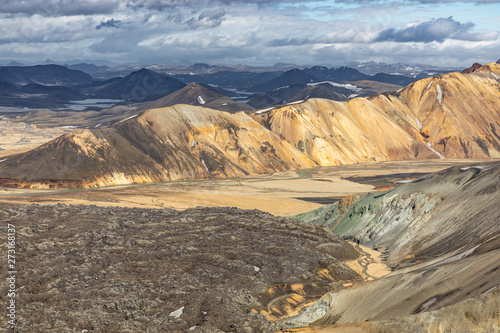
291,203,341,227
297,140,305,152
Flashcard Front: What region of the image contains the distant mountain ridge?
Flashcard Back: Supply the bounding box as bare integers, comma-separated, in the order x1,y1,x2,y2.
137,82,254,113
0,64,94,86
2,63,500,188
304,66,417,86
248,69,318,93
83,68,186,102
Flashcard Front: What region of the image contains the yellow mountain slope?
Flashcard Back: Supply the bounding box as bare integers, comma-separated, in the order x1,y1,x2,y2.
1,63,499,188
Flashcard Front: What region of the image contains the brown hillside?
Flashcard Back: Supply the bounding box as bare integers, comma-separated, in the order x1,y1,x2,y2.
137,82,254,113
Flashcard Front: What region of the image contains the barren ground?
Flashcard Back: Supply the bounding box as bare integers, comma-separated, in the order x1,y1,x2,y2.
0,117,71,157
0,159,495,216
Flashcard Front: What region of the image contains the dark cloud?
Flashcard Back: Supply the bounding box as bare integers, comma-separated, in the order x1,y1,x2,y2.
268,37,312,47
0,0,118,16
184,8,225,29
96,19,122,30
2,0,499,17
375,17,498,43
0,0,327,16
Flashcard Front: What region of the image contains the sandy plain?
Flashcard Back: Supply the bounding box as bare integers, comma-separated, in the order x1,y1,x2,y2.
0,117,72,157
0,158,494,216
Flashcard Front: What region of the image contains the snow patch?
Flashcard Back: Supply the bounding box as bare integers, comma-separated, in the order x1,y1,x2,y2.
169,306,184,319
426,80,433,90
427,142,445,159
0,158,7,163
95,124,101,128
484,285,499,294
253,266,260,272
201,159,209,171
416,117,423,131
273,86,290,91
58,125,77,129
116,114,139,124
286,100,304,105
491,72,500,80
221,103,227,106
197,96,206,105
255,107,275,115
459,163,500,175
308,81,362,92
189,326,198,331
436,84,442,105
191,139,195,148
348,94,359,99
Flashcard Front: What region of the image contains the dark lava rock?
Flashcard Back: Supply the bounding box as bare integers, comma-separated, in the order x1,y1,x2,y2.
0,204,360,332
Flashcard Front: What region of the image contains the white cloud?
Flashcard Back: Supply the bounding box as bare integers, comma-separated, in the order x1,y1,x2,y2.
0,0,499,66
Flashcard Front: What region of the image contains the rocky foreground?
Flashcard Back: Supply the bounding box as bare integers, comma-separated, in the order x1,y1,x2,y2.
283,161,500,332
0,204,360,332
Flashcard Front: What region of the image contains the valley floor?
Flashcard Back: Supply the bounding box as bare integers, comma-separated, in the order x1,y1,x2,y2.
0,159,493,216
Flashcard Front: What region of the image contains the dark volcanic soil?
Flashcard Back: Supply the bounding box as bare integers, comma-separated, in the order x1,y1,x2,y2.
0,204,360,333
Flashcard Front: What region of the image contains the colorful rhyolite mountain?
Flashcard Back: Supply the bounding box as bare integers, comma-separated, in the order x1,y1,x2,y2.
1,63,500,188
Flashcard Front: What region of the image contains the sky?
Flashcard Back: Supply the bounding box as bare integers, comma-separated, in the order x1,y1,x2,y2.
1,0,499,67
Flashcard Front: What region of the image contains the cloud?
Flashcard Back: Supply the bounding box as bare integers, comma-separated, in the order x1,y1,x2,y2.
375,17,498,43
0,0,118,16
1,0,499,67
268,37,311,47
334,0,500,3
96,18,122,30
184,8,226,29
0,0,329,16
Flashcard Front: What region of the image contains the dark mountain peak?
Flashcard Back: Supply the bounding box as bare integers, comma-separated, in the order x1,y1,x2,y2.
496,59,500,64
462,63,482,74
0,64,94,86
183,82,223,96
248,69,318,93
189,63,212,70
337,66,361,72
309,65,329,71
137,80,253,113
43,59,57,65
280,68,317,81
84,68,185,102
7,61,24,66
129,68,155,76
66,63,109,75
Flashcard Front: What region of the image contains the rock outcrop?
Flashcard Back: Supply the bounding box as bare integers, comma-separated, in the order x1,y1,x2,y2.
0,204,361,332
282,161,500,332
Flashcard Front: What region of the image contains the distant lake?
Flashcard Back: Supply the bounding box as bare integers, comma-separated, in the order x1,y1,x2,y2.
62,99,123,111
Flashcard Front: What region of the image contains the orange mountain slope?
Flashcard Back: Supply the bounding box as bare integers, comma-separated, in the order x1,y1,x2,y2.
1,63,499,188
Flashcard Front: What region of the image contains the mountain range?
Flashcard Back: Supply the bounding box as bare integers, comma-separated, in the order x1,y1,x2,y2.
82,68,186,102
137,82,254,113
0,64,93,86
1,62,499,188
0,62,427,110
